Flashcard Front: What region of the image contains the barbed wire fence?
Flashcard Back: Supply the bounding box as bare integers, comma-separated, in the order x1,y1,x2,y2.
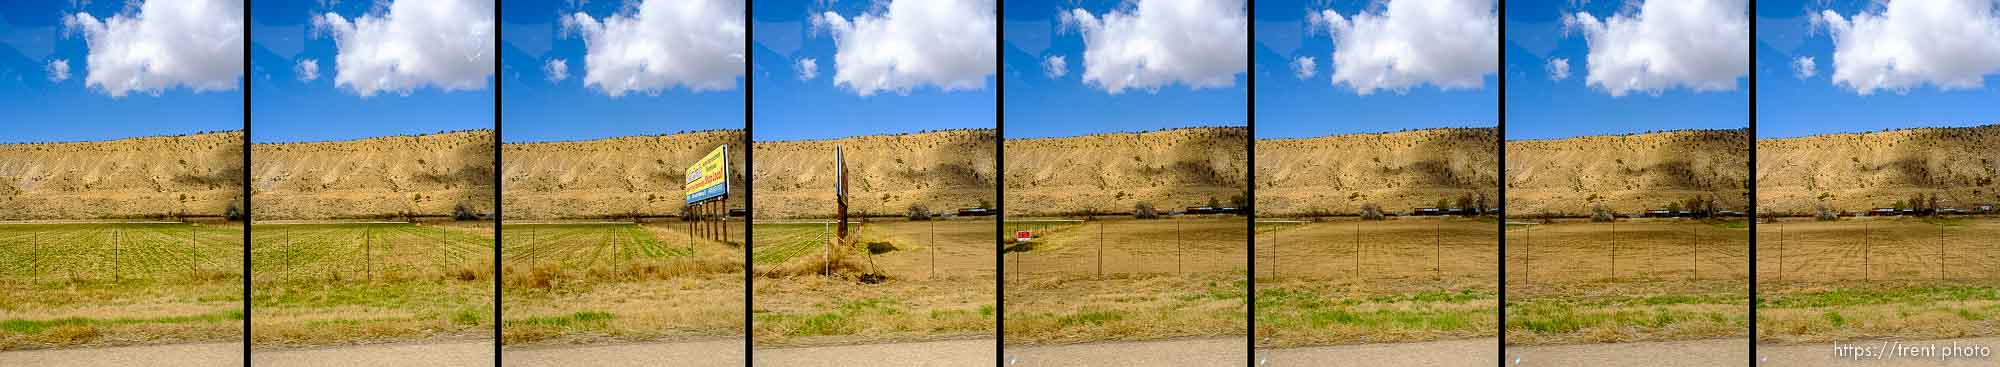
1506,219,1752,285
1758,218,2000,285
1003,217,1253,279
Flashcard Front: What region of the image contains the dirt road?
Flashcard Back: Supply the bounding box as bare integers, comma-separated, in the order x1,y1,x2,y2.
1757,338,2000,367
1006,338,1247,367
1257,338,1495,366
1505,339,1748,367
0,342,240,367
507,339,744,366
756,339,994,366
252,340,493,367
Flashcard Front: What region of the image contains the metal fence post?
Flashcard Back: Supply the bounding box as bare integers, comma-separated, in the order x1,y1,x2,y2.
1863,220,1870,282
1610,220,1617,281
1096,221,1104,279
1176,217,1182,275
930,219,936,280
1354,221,1361,279
1691,225,1698,281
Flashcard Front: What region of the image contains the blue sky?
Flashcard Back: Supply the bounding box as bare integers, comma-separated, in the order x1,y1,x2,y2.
1755,0,2000,138
1003,0,1246,138
1504,0,1748,140
502,0,743,143
0,1,240,143
1254,0,1495,139
251,0,492,144
751,0,994,142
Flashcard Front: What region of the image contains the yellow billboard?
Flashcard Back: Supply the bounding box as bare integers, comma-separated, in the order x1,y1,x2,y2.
685,145,729,204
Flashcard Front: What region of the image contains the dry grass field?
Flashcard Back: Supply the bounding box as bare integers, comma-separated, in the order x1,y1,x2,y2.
1003,217,1246,345
249,222,493,347
499,222,743,346
1251,218,1498,348
1503,219,1750,345
0,223,242,350
751,218,995,347
1755,217,2000,344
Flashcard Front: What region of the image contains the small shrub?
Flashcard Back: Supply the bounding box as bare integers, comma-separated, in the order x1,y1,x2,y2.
1135,202,1159,219
1814,204,1838,221
453,204,477,221
1590,203,1614,222
1359,203,1385,220
865,241,898,255
907,203,931,221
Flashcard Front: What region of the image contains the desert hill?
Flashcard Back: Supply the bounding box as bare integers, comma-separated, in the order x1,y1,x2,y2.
1757,125,2000,215
251,130,493,220
0,132,243,220
1506,129,1749,216
753,129,995,219
1256,128,1496,216
1005,127,1247,217
501,130,746,219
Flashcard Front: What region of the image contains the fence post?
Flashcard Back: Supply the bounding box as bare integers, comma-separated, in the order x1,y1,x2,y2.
1777,222,1783,283
1354,221,1361,279
365,226,373,281
1176,217,1182,275
823,222,830,277
1610,220,1616,281
1096,221,1104,279
191,224,198,279
929,219,936,280
1691,224,1698,281
1434,219,1440,281
1863,220,1870,282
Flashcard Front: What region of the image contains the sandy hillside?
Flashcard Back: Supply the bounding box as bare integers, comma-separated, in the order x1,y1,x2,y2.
1757,125,2000,215
0,132,243,220
1506,129,1749,216
251,130,493,220
1006,127,1247,216
501,130,746,219
753,129,996,219
1257,128,1497,216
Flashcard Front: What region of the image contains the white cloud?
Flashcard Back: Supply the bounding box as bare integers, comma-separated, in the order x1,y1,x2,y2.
1307,0,1497,94
812,0,996,96
1043,55,1067,78
1291,56,1315,80
1563,0,1748,96
544,58,568,83
295,58,319,82
563,0,744,96
1792,56,1815,79
46,59,70,83
794,57,817,80
314,0,495,97
1812,0,2000,94
1060,0,1247,94
63,0,243,97
1546,57,1569,81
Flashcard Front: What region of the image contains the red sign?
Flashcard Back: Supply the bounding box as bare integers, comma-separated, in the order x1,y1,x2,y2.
1015,230,1032,242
